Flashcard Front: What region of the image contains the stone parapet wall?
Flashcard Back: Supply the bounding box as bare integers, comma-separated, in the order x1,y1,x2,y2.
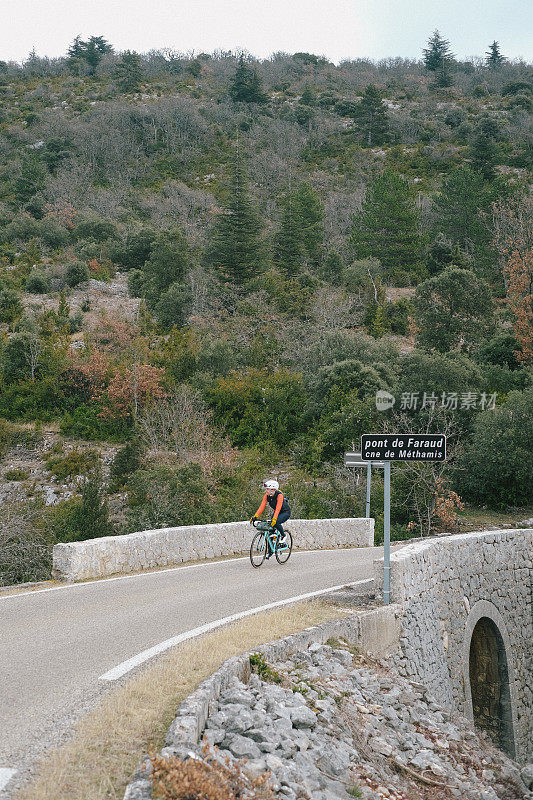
374,530,533,762
53,517,374,582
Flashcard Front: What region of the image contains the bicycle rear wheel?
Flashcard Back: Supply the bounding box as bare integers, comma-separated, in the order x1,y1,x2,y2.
275,530,293,564
250,531,267,567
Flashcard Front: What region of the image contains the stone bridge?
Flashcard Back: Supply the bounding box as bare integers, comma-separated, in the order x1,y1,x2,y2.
52,521,532,761
375,529,533,762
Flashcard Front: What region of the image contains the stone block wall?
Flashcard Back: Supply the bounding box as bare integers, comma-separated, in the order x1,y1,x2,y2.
53,517,374,582
374,530,533,762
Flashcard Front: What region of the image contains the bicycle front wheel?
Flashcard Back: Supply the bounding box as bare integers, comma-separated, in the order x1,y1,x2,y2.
250,531,267,568
275,530,293,564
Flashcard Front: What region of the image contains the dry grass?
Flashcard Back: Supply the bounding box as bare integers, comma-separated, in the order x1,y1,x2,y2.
15,599,348,800
454,504,533,533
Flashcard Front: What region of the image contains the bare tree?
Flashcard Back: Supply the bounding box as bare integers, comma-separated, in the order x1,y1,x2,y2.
384,408,462,537
137,387,230,474
0,502,52,585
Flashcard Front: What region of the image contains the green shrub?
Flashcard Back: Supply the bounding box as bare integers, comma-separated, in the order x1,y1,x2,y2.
127,269,145,297
0,377,64,421
65,260,90,287
60,404,132,441
0,288,23,324
109,439,143,490
36,217,69,249
479,364,531,397
454,389,533,508
249,653,282,684
46,471,113,542
45,448,99,481
508,94,533,112
154,281,192,328
4,214,41,242
126,463,212,530
476,333,522,370
384,297,412,335
501,81,532,96
207,368,307,450
0,420,35,456
373,523,411,546
4,468,29,481
25,270,50,293
68,310,83,333
110,227,156,270
74,216,117,242
413,267,493,353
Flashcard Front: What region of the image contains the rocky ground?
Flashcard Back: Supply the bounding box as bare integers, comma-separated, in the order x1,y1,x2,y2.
154,642,533,800
0,429,120,509
23,273,141,323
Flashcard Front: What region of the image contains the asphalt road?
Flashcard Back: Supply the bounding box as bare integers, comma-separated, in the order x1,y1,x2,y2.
0,545,388,794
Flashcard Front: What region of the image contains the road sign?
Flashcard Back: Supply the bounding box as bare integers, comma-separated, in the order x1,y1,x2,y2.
361,434,446,462
344,451,385,467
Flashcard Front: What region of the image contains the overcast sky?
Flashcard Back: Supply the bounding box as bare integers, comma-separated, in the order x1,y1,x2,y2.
3,0,532,65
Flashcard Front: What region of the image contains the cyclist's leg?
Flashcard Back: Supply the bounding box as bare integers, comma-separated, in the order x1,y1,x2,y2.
274,512,290,540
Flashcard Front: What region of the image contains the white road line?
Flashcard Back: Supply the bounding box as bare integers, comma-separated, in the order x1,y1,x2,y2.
0,548,374,601
0,769,17,791
98,578,373,681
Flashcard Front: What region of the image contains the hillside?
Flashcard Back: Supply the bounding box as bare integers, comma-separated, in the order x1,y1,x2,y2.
0,41,532,585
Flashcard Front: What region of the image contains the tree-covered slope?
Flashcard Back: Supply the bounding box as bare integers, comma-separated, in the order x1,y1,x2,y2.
0,39,531,583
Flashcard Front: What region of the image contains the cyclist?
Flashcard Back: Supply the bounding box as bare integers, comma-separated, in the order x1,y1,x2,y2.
250,479,291,557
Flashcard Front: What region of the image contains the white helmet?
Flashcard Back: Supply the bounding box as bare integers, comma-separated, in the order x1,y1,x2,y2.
264,479,279,491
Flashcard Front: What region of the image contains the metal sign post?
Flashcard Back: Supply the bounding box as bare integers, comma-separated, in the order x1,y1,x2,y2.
344,450,390,602
383,460,391,605
366,461,371,519
345,434,446,607
343,452,384,520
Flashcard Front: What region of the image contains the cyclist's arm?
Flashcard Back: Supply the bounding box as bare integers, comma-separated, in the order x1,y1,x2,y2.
254,493,268,518
271,493,284,525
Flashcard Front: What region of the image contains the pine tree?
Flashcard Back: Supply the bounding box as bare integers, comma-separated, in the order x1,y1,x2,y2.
294,182,324,268
432,165,498,279
413,267,493,352
370,304,387,338
349,169,425,284
300,85,316,106
67,36,84,60
273,182,324,276
423,30,454,72
24,48,41,76
229,55,267,103
84,36,112,73
426,236,453,276
143,228,190,304
206,153,266,286
471,131,498,180
432,62,453,89
273,191,304,277
13,156,46,207
67,35,112,75
115,50,143,93
354,84,390,147
486,41,505,70
469,118,500,181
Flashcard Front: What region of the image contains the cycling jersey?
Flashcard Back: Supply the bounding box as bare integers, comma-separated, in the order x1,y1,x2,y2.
255,490,291,521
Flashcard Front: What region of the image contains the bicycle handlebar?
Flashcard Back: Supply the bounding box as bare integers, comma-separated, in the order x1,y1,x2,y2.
252,519,273,531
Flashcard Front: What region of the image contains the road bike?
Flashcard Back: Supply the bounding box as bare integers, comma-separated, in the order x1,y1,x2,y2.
250,519,293,568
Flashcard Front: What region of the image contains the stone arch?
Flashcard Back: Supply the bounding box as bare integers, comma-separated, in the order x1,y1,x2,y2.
463,600,517,758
